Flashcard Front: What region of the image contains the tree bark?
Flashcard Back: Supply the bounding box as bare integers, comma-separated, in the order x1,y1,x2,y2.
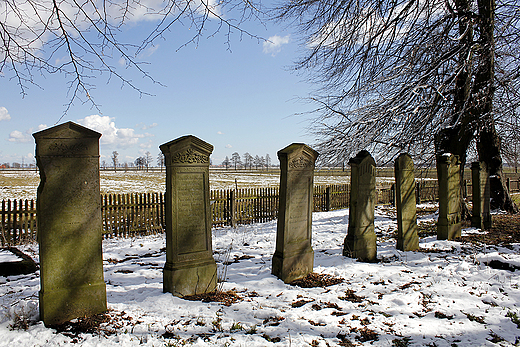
475,0,517,213
434,0,475,220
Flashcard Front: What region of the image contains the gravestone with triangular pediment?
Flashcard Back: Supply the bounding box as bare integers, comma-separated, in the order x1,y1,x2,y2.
33,121,106,326
272,143,318,283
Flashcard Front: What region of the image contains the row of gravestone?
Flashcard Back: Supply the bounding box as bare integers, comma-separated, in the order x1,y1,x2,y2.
32,122,491,326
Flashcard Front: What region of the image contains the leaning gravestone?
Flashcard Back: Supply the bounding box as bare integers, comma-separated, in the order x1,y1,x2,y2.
272,143,318,283
160,136,217,296
343,150,377,262
471,161,492,230
436,153,462,240
395,153,419,251
33,122,106,326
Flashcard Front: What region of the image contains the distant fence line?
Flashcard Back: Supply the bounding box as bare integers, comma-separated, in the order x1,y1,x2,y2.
4,178,518,246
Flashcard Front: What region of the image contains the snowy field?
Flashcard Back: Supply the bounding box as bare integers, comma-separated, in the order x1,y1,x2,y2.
1,205,520,346
0,170,352,201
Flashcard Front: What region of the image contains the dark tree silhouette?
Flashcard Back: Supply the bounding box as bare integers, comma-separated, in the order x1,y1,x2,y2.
276,0,519,212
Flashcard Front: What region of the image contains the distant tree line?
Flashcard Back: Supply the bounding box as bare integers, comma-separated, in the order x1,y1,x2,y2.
221,152,273,170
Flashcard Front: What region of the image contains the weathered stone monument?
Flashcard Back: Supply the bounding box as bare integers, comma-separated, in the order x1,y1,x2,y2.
436,153,462,240
160,136,217,296
33,122,106,326
272,143,318,283
343,150,377,262
394,153,419,251
471,161,492,230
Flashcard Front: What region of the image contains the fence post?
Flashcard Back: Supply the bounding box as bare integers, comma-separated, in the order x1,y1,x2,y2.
390,184,395,206
463,179,468,198
228,190,236,227
325,186,331,211
415,181,422,204
506,177,511,192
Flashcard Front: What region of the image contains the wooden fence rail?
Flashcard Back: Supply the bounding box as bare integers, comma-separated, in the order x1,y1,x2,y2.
4,178,509,246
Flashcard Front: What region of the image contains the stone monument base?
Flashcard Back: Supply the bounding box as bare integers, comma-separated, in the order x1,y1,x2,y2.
163,259,217,297
272,248,314,283
437,221,461,240
343,228,377,262
397,232,419,251
471,216,492,230
39,282,107,326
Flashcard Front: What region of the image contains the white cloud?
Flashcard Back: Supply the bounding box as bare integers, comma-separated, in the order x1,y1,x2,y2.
8,130,31,143
140,140,154,149
217,131,224,135
8,124,48,142
137,122,158,130
77,115,144,148
263,35,290,56
225,144,232,149
0,107,11,121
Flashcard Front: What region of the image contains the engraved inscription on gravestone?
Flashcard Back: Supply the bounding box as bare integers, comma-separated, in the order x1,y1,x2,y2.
33,121,106,326
272,144,318,283
161,136,217,296
176,172,207,254
287,176,312,244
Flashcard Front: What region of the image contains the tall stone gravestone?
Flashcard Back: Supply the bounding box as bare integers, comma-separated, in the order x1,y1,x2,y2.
394,153,419,251
160,136,217,296
343,150,377,262
272,143,318,283
436,153,462,240
33,122,106,326
471,161,492,230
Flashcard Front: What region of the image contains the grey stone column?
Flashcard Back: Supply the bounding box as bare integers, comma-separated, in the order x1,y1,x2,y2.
343,150,377,262
272,143,318,283
471,161,492,230
436,153,462,240
160,135,217,296
395,153,419,251
33,122,106,326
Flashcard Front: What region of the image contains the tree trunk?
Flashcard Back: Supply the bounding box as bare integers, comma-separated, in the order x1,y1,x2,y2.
478,127,518,212
434,0,475,220
475,0,518,213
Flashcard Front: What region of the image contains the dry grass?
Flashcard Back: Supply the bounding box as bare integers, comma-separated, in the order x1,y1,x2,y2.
182,290,242,306
457,213,520,246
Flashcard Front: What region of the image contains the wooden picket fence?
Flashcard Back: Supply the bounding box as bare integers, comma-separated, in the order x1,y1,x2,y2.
0,178,477,246
0,199,37,246
211,188,280,227
102,193,165,238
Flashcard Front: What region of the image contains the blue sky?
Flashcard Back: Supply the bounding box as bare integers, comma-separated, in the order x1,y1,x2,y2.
0,2,316,167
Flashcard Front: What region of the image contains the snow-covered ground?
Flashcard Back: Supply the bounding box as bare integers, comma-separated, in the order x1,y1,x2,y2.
1,205,519,346
0,170,352,201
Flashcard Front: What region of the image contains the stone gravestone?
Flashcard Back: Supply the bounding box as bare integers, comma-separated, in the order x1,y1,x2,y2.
33,122,106,326
471,161,492,230
394,153,419,251
343,150,377,262
272,143,318,283
436,153,462,240
160,136,217,296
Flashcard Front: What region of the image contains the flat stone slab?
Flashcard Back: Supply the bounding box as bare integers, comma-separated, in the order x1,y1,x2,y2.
0,248,38,277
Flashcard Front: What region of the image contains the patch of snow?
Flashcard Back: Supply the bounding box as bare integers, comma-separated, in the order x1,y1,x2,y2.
0,250,21,263
1,206,519,346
